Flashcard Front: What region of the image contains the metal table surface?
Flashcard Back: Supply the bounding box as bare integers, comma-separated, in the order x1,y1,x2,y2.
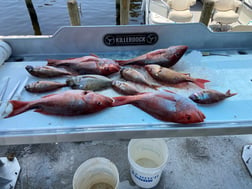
1,23,252,145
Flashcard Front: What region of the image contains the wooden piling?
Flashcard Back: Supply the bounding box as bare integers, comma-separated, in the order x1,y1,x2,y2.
116,0,120,25
120,0,130,25
67,0,81,26
116,0,130,25
199,0,215,26
25,0,42,35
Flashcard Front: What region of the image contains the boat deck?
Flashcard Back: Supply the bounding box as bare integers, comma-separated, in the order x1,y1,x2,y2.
146,0,252,32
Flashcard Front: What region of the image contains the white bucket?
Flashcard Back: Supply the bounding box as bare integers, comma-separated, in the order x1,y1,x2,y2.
73,157,119,189
128,138,168,188
0,40,12,66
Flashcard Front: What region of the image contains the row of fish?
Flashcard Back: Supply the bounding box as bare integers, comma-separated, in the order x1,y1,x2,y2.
5,89,205,124
4,45,237,124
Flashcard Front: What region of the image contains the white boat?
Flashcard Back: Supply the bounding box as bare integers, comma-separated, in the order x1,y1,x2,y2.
143,0,252,32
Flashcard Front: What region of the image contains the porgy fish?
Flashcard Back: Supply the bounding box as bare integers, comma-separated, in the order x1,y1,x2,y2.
112,80,141,95
25,65,73,78
145,64,210,89
112,89,205,124
189,89,237,104
25,81,67,93
47,55,120,76
120,68,160,89
66,74,112,91
5,90,113,118
115,45,188,67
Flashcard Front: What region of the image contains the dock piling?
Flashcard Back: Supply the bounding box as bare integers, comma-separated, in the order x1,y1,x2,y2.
199,0,215,26
116,0,130,25
25,0,42,35
67,0,81,26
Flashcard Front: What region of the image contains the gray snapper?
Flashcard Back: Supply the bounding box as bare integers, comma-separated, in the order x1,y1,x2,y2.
66,74,113,91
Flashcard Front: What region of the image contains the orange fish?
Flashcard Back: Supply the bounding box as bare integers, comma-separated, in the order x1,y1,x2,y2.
145,64,210,89
115,45,188,67
112,90,205,124
120,68,160,89
5,90,113,118
112,80,141,95
25,65,73,78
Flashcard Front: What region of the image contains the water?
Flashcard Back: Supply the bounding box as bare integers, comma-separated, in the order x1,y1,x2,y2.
136,158,159,168
0,0,144,36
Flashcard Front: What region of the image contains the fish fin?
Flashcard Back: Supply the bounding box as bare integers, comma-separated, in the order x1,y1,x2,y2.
41,93,57,98
147,49,166,57
34,109,53,115
163,89,176,94
115,60,129,66
193,79,210,89
225,90,237,97
155,94,176,102
112,95,139,106
90,53,99,57
4,100,30,118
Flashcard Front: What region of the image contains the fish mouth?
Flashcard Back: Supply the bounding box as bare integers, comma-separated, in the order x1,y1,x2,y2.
25,65,33,72
179,111,205,124
173,45,188,59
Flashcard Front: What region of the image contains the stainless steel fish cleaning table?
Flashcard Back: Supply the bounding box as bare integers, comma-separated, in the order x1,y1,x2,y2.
1,23,252,145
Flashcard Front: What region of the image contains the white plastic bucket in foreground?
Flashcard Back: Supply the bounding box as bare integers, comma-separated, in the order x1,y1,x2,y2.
73,157,119,189
128,138,168,188
0,40,12,66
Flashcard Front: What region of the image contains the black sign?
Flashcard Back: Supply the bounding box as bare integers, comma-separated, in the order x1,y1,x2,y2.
103,33,158,46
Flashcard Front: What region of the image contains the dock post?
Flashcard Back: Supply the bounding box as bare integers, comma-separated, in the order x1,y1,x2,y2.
120,0,130,25
25,0,42,35
67,0,81,26
116,0,130,25
199,0,215,26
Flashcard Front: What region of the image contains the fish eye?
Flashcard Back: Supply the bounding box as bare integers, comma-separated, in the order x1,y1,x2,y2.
185,114,191,120
97,101,102,106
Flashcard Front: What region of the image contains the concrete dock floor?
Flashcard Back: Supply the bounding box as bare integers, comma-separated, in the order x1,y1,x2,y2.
0,135,252,189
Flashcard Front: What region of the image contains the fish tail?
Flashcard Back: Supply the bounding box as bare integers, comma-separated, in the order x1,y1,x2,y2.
193,78,210,89
112,96,136,106
225,90,237,97
115,60,129,66
4,100,30,118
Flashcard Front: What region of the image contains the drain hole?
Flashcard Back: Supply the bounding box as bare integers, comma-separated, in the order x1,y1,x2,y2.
238,51,248,55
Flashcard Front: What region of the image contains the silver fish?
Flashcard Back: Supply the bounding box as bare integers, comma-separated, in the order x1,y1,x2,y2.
66,74,112,91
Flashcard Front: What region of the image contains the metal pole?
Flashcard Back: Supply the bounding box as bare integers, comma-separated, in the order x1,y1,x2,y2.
25,0,42,35
67,0,81,26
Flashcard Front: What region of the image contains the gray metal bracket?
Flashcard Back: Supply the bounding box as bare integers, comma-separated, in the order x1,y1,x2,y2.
242,145,252,177
0,157,20,189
